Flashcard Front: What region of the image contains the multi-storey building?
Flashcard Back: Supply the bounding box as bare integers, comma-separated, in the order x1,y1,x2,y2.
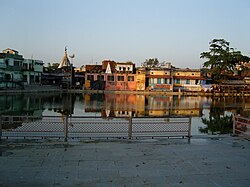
22,59,43,85
172,68,203,92
85,60,137,91
136,67,146,91
147,68,173,91
0,48,43,89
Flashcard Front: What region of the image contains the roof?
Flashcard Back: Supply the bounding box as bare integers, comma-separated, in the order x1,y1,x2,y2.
102,60,116,72
58,48,71,69
2,48,19,54
86,65,103,73
147,75,172,78
116,62,134,65
174,68,200,72
173,76,205,80
220,80,246,85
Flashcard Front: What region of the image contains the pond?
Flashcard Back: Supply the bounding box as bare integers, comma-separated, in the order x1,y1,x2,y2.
0,92,249,136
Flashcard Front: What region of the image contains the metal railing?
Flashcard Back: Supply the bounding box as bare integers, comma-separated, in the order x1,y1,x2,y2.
0,115,191,141
233,115,250,139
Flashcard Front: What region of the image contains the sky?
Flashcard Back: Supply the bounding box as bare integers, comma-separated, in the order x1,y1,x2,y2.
1,0,250,68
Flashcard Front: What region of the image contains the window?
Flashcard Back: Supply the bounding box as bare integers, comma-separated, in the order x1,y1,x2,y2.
87,75,94,80
23,75,27,82
107,75,114,81
5,59,9,66
118,76,124,81
4,74,11,81
23,63,28,70
30,75,34,83
14,61,19,66
176,79,180,84
97,75,104,81
186,79,190,84
123,67,126,71
119,67,122,71
35,76,40,83
157,78,161,84
128,76,134,81
164,78,168,84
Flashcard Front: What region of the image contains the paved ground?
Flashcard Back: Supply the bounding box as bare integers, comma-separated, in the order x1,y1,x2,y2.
0,135,250,187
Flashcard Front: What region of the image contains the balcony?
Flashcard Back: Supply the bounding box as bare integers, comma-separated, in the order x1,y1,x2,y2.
6,66,23,71
0,63,7,69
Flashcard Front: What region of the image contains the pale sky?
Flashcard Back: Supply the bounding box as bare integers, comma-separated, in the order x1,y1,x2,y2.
1,0,250,68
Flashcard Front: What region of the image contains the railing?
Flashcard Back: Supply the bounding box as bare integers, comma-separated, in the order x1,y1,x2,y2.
233,115,250,139
0,115,191,141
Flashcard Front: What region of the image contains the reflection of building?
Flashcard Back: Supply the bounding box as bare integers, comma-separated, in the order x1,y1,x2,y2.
170,96,203,116
84,93,205,118
0,48,43,89
113,94,136,117
0,94,43,116
84,94,105,113
147,95,172,116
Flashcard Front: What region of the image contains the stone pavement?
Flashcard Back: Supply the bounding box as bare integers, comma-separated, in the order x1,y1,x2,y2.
0,135,250,187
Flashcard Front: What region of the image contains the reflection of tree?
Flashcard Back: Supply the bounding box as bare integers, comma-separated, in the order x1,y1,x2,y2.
200,101,233,134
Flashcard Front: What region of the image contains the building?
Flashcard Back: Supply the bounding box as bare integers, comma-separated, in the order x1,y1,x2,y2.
0,48,43,89
136,67,146,91
22,59,43,85
84,60,137,91
173,68,203,92
147,68,173,91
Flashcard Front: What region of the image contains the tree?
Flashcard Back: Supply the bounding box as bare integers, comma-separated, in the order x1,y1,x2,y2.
142,58,159,68
200,39,249,82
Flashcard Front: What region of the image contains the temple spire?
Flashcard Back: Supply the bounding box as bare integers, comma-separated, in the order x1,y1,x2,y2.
58,46,71,69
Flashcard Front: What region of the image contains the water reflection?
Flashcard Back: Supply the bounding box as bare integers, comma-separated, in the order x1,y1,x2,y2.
0,93,249,134
199,97,235,134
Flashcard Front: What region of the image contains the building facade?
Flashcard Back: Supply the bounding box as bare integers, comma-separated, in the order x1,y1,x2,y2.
0,48,43,89
172,68,203,92
147,68,173,91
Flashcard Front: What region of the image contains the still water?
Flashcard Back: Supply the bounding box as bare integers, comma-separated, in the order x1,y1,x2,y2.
0,92,249,136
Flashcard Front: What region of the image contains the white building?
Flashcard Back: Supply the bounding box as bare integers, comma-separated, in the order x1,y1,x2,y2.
0,48,43,89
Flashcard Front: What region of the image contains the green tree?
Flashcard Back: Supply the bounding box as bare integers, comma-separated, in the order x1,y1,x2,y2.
142,58,159,68
200,39,249,82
